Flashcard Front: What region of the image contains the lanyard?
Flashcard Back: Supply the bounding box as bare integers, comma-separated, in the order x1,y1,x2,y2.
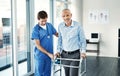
46,25,50,38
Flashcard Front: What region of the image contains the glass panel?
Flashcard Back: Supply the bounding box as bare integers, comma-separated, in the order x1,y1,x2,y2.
54,1,67,52
16,0,31,75
55,1,66,25
0,0,13,76
34,0,50,23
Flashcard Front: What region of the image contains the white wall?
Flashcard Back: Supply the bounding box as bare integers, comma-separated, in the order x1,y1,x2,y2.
69,0,83,23
83,0,120,57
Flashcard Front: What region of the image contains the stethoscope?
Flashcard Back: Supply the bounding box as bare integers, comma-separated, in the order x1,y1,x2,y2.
38,24,50,39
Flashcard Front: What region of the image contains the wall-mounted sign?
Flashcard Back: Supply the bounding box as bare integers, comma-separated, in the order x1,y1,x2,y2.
88,10,109,24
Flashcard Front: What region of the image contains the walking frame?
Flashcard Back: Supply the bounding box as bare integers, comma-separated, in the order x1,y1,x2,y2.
52,57,86,76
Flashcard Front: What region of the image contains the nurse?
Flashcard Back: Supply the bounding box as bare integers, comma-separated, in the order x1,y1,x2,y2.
31,10,58,76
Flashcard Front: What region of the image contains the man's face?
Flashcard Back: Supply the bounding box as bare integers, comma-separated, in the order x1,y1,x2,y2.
38,18,47,26
62,10,72,24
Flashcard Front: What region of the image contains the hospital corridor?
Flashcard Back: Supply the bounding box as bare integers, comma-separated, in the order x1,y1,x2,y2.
0,0,120,76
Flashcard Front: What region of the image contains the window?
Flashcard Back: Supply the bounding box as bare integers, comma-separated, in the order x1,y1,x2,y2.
0,0,13,76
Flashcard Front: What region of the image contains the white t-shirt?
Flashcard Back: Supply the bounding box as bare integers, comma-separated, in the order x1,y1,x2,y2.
39,24,46,30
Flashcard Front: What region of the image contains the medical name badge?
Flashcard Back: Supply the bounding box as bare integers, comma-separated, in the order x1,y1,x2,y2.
47,35,50,38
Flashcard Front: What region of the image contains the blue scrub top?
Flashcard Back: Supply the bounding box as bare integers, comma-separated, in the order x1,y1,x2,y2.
31,22,57,58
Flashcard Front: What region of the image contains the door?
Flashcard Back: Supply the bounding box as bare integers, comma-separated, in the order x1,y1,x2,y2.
118,29,120,57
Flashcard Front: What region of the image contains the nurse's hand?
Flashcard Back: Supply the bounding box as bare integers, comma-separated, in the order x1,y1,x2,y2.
47,53,54,60
54,52,60,57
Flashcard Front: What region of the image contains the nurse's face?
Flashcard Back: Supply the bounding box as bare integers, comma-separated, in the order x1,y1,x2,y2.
38,18,47,26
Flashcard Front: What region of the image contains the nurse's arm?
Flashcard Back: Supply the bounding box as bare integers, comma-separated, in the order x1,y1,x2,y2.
34,39,54,59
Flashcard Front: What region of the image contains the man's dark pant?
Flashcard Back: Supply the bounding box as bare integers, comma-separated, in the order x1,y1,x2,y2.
61,50,80,76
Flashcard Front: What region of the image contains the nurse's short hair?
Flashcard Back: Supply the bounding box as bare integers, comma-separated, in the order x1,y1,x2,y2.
37,10,48,20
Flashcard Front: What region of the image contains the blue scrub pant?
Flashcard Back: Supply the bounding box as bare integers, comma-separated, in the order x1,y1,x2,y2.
34,55,51,76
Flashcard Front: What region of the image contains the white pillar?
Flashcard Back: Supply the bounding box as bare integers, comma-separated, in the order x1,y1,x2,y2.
68,0,83,24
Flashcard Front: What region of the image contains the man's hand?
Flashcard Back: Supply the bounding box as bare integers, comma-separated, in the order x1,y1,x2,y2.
54,52,60,57
81,53,86,59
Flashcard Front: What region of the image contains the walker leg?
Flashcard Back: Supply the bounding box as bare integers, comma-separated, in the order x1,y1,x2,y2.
60,57,62,76
53,63,55,76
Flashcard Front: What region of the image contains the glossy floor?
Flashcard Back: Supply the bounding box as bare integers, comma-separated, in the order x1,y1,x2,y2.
31,56,120,76
1,56,120,76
